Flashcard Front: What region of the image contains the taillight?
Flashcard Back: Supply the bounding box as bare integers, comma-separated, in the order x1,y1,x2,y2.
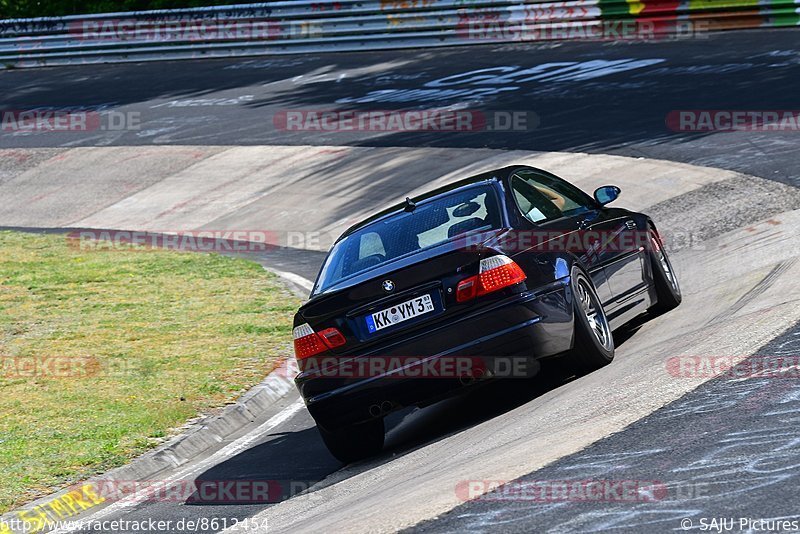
477,255,527,295
293,324,345,360
318,327,346,349
456,276,478,303
456,255,526,303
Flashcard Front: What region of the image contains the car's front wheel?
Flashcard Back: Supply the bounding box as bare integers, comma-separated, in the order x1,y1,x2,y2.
566,267,615,373
317,418,385,464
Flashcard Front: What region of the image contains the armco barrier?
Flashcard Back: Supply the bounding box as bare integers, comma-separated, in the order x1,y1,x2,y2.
0,0,797,67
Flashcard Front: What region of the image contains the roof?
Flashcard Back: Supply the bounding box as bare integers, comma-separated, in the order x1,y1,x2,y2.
339,165,536,239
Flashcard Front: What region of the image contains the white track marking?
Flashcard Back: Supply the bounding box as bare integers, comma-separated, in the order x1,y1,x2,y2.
269,269,314,292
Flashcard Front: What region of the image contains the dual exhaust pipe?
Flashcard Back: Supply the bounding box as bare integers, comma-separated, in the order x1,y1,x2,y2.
459,367,488,386
369,369,491,417
369,401,394,418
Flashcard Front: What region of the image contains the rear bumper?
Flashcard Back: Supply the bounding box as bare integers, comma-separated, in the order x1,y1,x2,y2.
295,283,573,430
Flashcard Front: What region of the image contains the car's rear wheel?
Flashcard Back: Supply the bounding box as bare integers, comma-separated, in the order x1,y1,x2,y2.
567,267,615,373
647,227,682,313
318,418,385,464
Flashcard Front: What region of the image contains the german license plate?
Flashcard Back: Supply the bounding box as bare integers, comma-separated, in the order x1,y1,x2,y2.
365,294,435,333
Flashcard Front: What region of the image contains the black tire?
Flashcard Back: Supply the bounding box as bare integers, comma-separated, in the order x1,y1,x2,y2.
317,418,385,464
566,266,615,373
647,227,682,314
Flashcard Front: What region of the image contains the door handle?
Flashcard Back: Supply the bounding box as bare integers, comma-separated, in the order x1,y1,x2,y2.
577,210,599,230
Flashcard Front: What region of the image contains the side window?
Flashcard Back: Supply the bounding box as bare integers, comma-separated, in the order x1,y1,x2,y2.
359,232,385,259
340,232,386,277
511,170,593,223
511,175,560,223
417,192,493,248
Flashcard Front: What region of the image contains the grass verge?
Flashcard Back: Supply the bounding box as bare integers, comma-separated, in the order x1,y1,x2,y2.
0,231,300,513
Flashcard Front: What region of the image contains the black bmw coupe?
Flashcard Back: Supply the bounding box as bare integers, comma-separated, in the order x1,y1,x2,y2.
292,165,681,462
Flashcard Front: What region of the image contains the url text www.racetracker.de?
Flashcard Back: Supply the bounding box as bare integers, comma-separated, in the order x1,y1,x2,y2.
0,517,268,533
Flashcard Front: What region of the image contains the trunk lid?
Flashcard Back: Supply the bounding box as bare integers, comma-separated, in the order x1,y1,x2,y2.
298,235,499,355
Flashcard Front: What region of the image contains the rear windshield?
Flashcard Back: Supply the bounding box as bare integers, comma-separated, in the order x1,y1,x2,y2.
314,184,502,294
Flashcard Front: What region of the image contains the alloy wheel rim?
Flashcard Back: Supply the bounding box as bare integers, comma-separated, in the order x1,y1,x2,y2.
575,275,613,351
650,233,680,294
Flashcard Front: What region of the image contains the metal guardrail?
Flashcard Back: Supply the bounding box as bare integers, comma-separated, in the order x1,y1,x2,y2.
0,0,797,67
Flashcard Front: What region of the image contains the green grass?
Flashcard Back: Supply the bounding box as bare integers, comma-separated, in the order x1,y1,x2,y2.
0,231,300,513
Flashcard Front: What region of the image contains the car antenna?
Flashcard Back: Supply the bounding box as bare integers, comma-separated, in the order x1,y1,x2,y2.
403,197,416,212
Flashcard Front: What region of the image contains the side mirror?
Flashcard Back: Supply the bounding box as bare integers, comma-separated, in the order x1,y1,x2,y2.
594,185,621,206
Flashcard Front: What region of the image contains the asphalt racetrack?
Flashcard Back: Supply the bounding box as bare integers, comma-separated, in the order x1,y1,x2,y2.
2,27,800,534
2,29,799,187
